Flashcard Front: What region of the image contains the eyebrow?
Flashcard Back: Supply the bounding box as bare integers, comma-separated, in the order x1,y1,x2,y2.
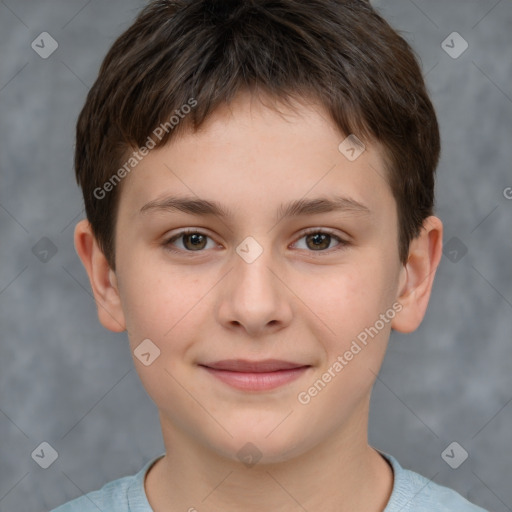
139,194,371,220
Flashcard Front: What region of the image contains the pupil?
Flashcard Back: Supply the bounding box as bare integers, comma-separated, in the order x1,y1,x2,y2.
309,233,329,250
187,233,205,249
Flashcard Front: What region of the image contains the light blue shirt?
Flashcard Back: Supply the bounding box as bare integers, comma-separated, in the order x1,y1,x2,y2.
50,451,488,511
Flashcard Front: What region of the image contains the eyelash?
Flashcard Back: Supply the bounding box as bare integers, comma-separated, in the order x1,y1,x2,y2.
162,228,349,255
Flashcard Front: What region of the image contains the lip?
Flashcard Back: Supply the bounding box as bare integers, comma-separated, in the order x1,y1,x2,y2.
199,359,311,391
202,359,307,372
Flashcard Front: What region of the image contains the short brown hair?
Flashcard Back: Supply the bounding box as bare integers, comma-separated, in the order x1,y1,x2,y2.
75,0,440,270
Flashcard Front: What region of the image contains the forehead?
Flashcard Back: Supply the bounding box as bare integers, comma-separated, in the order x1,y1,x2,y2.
117,92,394,222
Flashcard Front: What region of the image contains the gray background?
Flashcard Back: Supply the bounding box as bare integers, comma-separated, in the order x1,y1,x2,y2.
0,0,511,511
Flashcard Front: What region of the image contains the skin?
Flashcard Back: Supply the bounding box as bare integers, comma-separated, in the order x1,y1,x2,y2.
75,91,443,512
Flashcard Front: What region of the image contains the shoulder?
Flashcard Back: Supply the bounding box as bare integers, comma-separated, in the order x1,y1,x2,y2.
381,452,489,512
49,455,164,512
49,475,134,512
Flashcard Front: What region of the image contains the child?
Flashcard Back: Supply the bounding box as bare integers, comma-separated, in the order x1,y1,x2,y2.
52,0,487,510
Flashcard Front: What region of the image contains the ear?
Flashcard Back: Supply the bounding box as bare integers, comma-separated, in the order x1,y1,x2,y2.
391,216,443,333
73,219,126,332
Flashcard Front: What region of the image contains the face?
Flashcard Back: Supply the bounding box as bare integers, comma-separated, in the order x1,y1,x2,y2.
98,93,408,463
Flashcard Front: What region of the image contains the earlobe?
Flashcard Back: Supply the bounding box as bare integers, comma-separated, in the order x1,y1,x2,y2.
73,219,126,333
391,216,443,333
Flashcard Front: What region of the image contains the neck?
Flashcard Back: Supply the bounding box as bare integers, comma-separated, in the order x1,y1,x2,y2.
145,399,393,512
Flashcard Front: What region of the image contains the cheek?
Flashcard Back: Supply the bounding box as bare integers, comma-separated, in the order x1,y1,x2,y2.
117,265,208,407
296,259,395,341
117,259,204,350
293,264,395,418
116,254,218,362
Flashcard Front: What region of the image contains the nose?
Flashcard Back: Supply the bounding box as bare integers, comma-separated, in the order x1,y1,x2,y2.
215,243,293,338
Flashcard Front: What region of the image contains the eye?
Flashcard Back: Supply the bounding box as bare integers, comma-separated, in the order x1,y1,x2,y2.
292,229,348,252
164,229,217,252
163,228,349,255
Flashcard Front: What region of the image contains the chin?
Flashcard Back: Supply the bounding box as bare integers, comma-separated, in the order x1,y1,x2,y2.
207,421,317,467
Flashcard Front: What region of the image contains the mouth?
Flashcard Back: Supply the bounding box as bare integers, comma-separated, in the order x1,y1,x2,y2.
198,359,311,391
